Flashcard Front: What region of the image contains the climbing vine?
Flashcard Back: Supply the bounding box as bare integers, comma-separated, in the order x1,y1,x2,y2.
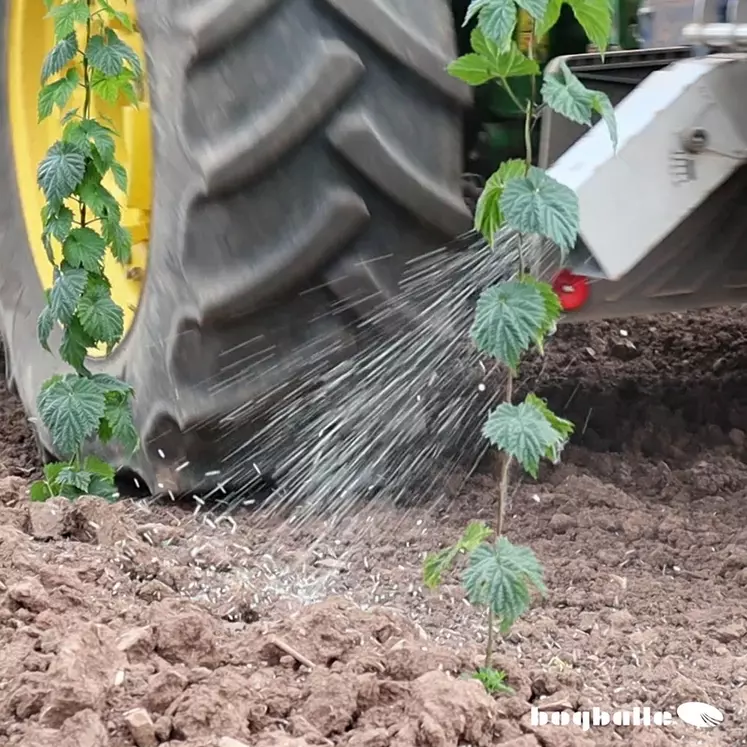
30,0,141,502
424,0,617,683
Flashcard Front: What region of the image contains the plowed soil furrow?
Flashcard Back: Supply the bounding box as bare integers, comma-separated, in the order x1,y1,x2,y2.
0,308,745,747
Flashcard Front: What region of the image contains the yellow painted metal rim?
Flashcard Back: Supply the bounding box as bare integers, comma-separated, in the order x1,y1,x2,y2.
8,0,152,357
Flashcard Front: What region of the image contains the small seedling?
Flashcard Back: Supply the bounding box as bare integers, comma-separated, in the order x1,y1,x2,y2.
31,0,141,501
424,0,617,687
471,667,514,694
30,455,118,502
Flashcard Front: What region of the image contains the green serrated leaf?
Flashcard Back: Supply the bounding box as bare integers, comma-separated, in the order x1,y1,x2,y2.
42,203,74,244
62,120,92,155
483,401,564,477
541,65,593,126
61,107,80,125
88,474,118,501
447,53,494,86
470,29,539,78
524,393,574,462
37,86,56,122
93,477,118,500
84,120,117,167
60,483,83,500
98,417,113,444
91,373,134,397
42,232,54,263
91,68,138,105
78,170,121,222
84,455,117,481
104,28,142,77
49,265,87,324
460,521,494,550
43,461,66,485
41,33,78,83
30,481,53,502
37,68,80,122
470,27,494,58
104,396,139,453
463,537,546,631
542,64,617,148
103,220,132,263
60,317,94,374
478,0,517,49
464,0,491,25
37,305,55,352
64,119,118,176
86,33,125,77
472,667,514,695
519,276,562,348
63,227,107,272
57,466,92,491
566,0,612,53
474,159,526,243
424,547,460,589
516,0,549,21
470,279,547,369
423,521,493,588
37,374,106,456
499,166,580,252
99,0,134,30
78,283,124,345
536,0,564,36
111,161,128,193
481,41,540,78
591,90,618,150
49,0,90,39
37,140,87,203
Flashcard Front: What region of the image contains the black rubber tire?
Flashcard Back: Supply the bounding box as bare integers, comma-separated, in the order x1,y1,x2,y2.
0,0,471,494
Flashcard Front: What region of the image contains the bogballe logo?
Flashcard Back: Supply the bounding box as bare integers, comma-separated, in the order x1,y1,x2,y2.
531,702,724,732
676,702,725,728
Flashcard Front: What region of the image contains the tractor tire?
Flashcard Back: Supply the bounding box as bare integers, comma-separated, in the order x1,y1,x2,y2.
0,0,471,494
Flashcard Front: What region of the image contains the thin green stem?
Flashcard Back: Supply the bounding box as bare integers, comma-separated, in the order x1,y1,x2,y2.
528,28,537,135
524,29,536,170
500,77,525,116
523,105,533,170
80,2,93,231
517,31,537,278
486,609,495,668
496,372,513,537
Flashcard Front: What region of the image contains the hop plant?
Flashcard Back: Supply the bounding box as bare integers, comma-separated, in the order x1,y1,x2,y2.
423,0,616,680
31,0,142,502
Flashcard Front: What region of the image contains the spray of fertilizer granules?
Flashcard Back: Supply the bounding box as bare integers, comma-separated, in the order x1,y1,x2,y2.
189,227,557,543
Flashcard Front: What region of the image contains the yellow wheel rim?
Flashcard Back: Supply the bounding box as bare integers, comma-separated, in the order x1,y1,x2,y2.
8,0,151,357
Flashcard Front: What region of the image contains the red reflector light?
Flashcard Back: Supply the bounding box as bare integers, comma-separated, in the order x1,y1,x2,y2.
552,270,590,311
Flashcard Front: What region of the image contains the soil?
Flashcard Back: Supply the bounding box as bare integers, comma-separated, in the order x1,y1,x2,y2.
1,307,747,747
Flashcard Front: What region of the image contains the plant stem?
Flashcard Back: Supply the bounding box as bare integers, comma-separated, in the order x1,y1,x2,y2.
487,370,515,668
528,28,537,137
523,106,533,170
524,30,536,171
496,372,513,537
486,609,495,668
501,78,525,115
81,1,93,230
518,32,535,279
